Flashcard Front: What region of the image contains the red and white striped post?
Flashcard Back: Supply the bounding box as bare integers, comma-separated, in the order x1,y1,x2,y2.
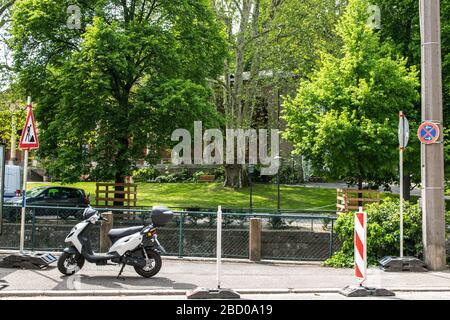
340,206,394,296
354,206,367,285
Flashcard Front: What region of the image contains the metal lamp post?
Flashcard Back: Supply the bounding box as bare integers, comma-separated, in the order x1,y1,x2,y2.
248,164,254,214
274,156,281,213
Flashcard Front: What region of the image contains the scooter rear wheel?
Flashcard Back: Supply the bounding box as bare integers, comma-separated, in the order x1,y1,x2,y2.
134,249,162,278
58,252,85,275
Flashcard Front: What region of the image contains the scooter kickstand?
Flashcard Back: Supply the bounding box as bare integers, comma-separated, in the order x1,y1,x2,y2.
117,263,126,280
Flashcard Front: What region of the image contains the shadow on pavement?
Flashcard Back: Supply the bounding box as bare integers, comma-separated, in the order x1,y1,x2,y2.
52,274,196,291
0,266,30,290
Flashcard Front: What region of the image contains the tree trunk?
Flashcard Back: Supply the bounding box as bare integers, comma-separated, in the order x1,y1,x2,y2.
223,164,248,189
358,178,363,207
113,134,129,207
402,173,411,201
114,173,125,207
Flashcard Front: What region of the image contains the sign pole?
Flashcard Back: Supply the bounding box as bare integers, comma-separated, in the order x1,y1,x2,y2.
3,96,58,269
398,111,409,257
399,144,403,258
19,96,32,253
19,148,28,253
399,111,404,258
186,204,240,299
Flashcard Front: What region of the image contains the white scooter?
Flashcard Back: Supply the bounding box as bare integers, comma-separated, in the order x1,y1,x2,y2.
57,206,173,279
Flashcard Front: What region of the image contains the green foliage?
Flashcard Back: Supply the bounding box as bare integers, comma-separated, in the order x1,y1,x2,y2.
132,167,159,182
324,250,354,268
191,171,207,183
324,198,423,267
372,0,449,184
0,90,26,145
11,0,226,183
375,0,450,129
283,0,420,187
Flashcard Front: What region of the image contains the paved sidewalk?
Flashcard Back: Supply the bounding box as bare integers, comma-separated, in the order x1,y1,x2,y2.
1,258,450,297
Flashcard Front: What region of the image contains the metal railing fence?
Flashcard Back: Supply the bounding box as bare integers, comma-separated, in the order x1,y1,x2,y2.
0,204,339,261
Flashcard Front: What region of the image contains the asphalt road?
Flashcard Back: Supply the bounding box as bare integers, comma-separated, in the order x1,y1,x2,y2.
1,258,450,297
3,292,450,300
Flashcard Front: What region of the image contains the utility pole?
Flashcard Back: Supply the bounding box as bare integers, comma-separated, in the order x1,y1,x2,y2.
419,0,446,270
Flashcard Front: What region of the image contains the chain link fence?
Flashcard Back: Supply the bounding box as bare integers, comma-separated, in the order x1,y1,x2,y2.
0,205,339,261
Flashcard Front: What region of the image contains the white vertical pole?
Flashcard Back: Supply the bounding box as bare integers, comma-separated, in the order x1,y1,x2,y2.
359,206,367,286
355,206,367,286
19,96,31,253
399,111,404,258
400,148,404,258
216,205,222,289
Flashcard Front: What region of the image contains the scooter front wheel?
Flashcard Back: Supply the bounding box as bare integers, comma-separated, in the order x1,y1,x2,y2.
58,252,85,275
134,249,162,278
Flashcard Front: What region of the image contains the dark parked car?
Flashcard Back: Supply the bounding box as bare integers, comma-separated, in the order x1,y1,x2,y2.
3,186,90,221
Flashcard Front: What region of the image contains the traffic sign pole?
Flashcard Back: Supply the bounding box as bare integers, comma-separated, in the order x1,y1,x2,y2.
19,148,28,253
19,96,32,253
399,137,403,258
398,111,409,258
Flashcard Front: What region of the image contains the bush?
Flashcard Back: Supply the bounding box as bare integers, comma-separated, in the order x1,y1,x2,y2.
190,171,206,183
324,198,423,267
132,167,159,182
154,173,178,183
153,169,193,183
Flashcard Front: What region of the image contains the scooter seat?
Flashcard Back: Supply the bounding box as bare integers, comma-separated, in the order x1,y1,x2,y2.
108,226,144,241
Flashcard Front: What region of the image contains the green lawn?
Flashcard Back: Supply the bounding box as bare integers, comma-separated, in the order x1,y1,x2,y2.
27,182,338,211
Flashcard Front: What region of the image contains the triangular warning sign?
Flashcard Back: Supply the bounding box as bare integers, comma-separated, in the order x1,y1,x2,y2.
19,107,39,150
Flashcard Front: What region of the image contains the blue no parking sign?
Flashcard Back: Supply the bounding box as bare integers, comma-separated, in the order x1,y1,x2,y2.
417,122,440,144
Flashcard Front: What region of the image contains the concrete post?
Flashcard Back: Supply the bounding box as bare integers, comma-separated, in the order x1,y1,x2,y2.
419,0,446,270
249,218,261,261
100,212,113,253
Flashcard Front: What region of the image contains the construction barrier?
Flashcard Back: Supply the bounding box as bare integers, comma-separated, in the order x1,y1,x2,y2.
354,207,367,283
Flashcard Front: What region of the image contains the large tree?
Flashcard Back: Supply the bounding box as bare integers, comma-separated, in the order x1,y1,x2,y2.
283,0,420,189
213,0,341,188
0,88,25,150
0,0,15,88
11,0,226,191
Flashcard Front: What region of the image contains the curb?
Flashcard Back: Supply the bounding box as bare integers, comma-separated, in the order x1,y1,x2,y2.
163,256,322,266
2,287,450,298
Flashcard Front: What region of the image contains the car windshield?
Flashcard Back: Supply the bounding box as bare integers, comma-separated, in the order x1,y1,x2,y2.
26,187,47,197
